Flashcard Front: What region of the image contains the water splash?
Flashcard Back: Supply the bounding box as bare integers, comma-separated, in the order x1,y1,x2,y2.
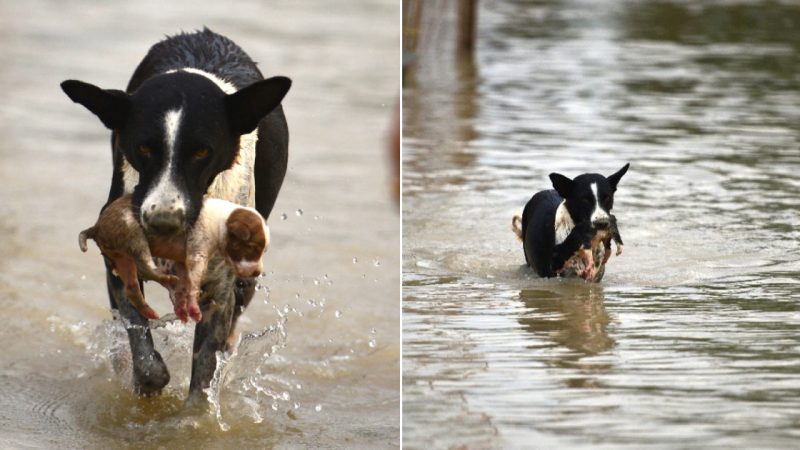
203,300,290,430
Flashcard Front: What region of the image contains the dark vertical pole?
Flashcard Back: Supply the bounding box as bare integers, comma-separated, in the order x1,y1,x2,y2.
456,0,477,56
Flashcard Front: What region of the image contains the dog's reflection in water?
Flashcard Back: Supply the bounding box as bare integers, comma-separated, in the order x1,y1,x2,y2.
517,283,614,387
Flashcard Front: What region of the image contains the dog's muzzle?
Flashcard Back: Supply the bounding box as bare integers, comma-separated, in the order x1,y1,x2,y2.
142,207,185,235
593,217,610,230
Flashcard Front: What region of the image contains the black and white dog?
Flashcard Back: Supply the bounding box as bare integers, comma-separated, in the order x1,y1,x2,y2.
61,28,291,400
512,164,629,282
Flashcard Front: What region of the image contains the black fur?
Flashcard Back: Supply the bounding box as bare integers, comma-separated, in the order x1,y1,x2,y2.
520,163,629,278
61,28,291,399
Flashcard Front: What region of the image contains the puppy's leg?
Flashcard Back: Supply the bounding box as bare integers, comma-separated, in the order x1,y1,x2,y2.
104,259,170,395
114,254,160,320
171,263,191,323
577,247,595,281
552,221,594,275
609,213,624,256
137,259,179,286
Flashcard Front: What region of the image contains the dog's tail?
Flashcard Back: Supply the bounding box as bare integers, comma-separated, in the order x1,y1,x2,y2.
78,226,95,252
511,212,523,241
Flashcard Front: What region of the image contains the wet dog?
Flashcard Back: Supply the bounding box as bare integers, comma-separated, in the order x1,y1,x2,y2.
512,164,629,282
79,195,270,323
61,28,290,398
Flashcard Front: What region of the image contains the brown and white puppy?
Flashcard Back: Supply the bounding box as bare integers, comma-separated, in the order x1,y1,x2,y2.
80,195,270,322
557,214,624,281
79,196,177,320
175,197,269,322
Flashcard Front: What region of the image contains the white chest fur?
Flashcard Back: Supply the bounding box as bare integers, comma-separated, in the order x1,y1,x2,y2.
554,200,574,245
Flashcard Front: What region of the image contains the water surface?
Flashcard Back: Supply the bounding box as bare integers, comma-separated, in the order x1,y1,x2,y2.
403,1,800,448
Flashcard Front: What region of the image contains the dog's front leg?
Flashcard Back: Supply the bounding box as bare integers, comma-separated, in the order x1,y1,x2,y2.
104,259,171,395
551,221,595,276
187,255,236,405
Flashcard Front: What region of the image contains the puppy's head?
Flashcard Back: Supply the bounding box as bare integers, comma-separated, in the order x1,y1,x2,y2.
60,72,291,236
550,163,629,228
224,208,270,278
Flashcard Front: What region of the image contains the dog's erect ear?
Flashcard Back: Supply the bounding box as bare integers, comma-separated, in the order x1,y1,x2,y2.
607,163,630,191
60,80,130,130
549,172,574,198
226,76,292,135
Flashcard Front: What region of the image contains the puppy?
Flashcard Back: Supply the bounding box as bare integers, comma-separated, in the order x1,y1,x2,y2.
511,163,629,282
556,213,624,280
78,196,177,320
80,195,270,322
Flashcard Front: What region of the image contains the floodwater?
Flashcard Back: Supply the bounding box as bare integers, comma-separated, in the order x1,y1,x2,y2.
0,0,399,448
403,1,800,448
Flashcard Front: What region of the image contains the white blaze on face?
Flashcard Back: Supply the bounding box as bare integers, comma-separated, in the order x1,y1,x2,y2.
589,182,610,224
141,108,187,223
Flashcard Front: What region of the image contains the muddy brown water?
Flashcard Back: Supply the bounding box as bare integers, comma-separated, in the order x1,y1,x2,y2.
0,0,399,448
403,1,800,448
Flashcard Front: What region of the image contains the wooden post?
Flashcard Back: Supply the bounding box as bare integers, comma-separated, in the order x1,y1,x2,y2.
456,0,477,56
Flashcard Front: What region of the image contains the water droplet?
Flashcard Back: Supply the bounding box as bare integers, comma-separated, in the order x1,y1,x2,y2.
80,275,87,281
307,299,317,307
368,339,377,348
315,404,322,412
272,403,279,411
281,391,290,401
373,258,381,267
352,257,358,264
296,383,302,390
313,215,320,220
370,328,377,334
293,402,300,410
334,310,342,318
295,209,303,216
280,213,288,220
313,279,320,286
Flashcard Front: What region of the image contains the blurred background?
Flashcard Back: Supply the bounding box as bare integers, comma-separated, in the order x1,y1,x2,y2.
0,0,399,448
403,0,800,448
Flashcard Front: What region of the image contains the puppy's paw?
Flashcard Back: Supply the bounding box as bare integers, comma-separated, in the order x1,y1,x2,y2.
188,303,202,323
141,306,160,320
616,244,624,256
174,304,189,323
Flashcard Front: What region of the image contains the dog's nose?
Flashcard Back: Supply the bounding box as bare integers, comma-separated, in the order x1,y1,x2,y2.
144,210,184,235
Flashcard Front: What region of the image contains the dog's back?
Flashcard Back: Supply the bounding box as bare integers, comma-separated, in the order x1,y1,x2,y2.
127,28,263,92
520,189,563,277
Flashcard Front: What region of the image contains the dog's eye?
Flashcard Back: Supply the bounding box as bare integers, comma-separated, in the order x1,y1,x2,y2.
138,146,153,157
194,148,210,159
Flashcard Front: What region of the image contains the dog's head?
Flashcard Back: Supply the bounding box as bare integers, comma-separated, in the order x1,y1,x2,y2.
224,207,269,278
549,163,629,229
60,71,291,236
